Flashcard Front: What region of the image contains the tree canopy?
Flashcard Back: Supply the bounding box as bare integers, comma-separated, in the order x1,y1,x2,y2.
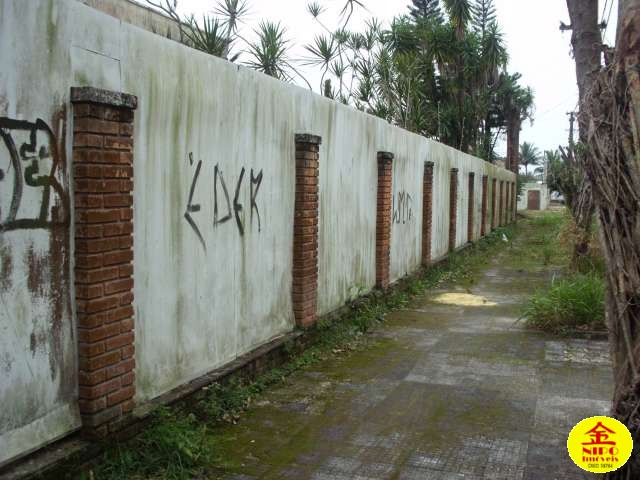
145,0,534,163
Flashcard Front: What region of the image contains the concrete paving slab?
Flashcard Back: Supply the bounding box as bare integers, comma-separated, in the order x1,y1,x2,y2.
217,228,612,480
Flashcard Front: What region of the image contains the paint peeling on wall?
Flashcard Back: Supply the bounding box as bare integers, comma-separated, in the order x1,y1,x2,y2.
0,100,78,466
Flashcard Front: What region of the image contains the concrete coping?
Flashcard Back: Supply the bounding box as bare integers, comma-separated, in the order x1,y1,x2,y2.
70,87,138,110
377,151,394,161
295,133,322,145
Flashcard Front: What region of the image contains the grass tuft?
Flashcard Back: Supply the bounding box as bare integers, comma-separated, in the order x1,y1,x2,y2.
523,273,606,334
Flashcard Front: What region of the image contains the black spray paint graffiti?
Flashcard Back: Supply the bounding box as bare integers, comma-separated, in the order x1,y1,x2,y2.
392,191,413,225
0,117,69,231
184,152,264,252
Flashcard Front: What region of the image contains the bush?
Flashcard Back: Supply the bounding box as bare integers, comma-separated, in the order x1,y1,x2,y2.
523,273,606,334
90,408,216,480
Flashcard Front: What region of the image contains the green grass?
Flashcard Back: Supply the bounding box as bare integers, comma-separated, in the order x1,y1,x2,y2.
517,209,607,335
84,408,216,480
523,273,606,334
75,226,514,480
496,210,569,273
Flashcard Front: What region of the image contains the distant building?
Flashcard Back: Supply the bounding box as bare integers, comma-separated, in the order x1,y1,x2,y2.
518,181,550,211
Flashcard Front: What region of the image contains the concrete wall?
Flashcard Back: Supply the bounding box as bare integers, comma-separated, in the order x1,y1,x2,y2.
79,0,180,39
0,1,82,466
0,0,515,465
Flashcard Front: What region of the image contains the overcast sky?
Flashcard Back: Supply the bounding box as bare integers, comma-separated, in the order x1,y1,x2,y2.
168,0,618,156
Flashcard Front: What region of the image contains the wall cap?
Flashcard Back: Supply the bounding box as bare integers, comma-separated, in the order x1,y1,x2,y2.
71,87,138,110
377,151,394,160
451,168,459,173
295,133,322,145
425,161,434,167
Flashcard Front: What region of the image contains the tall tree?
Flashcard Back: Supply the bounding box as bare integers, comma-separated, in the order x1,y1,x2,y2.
472,0,497,40
582,1,640,477
563,0,602,261
409,0,443,23
519,142,541,175
443,0,472,40
497,72,534,173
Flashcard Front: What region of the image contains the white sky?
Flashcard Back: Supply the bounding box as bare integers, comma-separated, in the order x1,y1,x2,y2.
168,0,618,156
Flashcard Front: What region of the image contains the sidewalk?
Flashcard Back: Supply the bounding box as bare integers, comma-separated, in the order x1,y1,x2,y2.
213,223,613,480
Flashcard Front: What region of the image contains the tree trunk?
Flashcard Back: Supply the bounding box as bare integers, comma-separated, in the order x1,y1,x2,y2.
566,0,602,144
565,0,601,263
568,180,594,269
583,1,640,477
506,116,520,173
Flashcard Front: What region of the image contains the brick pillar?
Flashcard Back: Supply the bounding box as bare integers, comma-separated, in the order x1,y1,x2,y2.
422,161,434,267
512,181,517,222
507,182,513,223
449,168,458,253
505,182,510,225
481,175,488,237
71,87,137,437
292,134,321,328
491,178,497,230
467,172,475,243
376,152,393,289
499,180,505,226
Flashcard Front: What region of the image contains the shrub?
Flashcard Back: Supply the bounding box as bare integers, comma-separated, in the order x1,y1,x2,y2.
90,407,216,480
523,273,606,334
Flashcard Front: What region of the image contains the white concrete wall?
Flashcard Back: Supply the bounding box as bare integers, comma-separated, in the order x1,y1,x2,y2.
0,0,515,464
0,0,81,467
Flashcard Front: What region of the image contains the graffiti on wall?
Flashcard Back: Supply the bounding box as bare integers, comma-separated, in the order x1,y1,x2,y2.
392,191,413,225
184,152,264,252
0,113,72,384
0,117,69,231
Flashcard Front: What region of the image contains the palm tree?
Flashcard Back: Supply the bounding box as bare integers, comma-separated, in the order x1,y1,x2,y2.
145,0,247,59
303,34,337,93
245,22,292,80
443,0,472,40
497,73,534,172
519,142,541,175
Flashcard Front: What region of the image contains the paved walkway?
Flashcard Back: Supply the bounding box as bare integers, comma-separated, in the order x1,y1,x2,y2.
213,227,613,480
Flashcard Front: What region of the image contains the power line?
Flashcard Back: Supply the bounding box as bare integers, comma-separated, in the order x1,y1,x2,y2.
537,97,577,119
602,0,615,40
600,0,609,24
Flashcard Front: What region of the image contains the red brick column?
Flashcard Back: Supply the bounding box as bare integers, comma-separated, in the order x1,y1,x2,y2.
422,161,434,267
467,172,475,243
491,178,497,230
449,168,458,252
499,180,505,226
512,181,517,222
505,182,510,225
71,87,137,437
376,152,393,289
481,175,488,237
292,134,321,328
507,182,514,223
